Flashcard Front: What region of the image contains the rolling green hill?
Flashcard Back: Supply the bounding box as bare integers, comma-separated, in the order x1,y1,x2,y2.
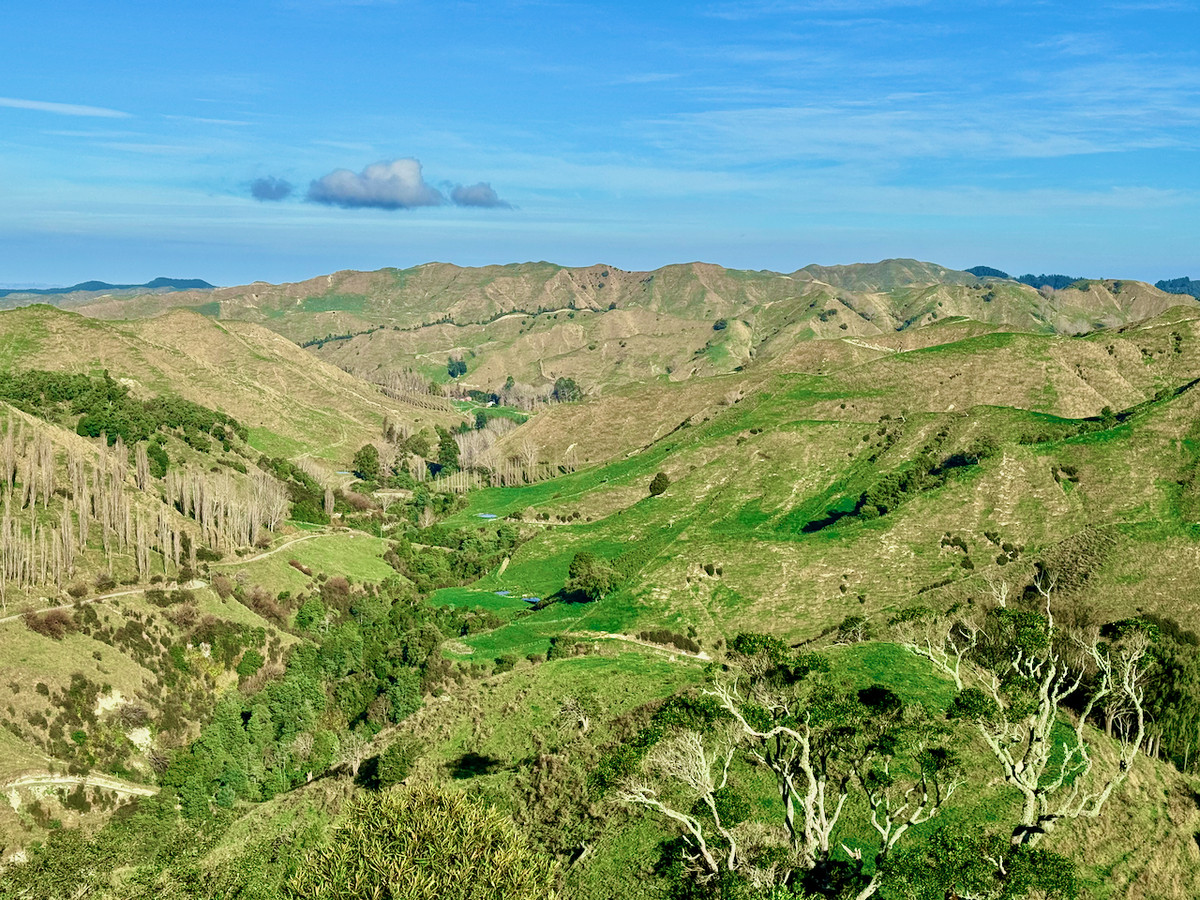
3,264,1200,900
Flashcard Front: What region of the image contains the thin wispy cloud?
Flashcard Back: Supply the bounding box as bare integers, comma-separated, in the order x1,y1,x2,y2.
0,96,131,118
1036,32,1115,56
164,114,252,126
612,72,681,85
99,141,209,155
1103,1,1190,10
644,101,1182,166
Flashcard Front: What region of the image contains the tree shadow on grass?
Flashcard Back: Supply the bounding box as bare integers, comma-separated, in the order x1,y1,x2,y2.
448,752,506,780
354,755,382,790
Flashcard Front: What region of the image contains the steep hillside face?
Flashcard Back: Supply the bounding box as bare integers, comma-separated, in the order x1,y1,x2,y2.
492,308,1200,471
56,261,1198,398
0,306,459,461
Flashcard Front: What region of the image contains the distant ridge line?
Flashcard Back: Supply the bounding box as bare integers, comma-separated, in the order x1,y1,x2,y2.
0,277,215,298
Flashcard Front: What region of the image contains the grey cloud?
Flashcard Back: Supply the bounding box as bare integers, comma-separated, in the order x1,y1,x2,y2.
307,158,445,209
250,176,294,201
449,182,512,209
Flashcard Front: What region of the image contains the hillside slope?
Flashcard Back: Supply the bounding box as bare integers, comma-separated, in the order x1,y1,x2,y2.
0,305,458,461
55,261,1200,397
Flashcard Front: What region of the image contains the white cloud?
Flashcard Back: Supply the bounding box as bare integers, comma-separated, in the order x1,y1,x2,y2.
0,96,131,118
307,158,445,209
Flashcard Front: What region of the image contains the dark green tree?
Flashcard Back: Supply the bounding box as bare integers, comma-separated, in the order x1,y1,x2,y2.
405,430,432,459
377,736,423,789
552,376,582,402
565,551,619,601
352,444,380,481
436,428,460,472
648,471,670,496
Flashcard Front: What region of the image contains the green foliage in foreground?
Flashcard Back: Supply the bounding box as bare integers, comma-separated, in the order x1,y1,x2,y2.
160,573,477,818
615,635,967,900
286,786,558,900
883,825,1077,900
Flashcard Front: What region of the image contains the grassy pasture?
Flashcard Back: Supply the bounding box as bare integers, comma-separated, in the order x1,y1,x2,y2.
215,532,396,595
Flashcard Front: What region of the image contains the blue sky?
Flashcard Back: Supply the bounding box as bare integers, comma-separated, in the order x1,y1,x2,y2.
1,0,1197,286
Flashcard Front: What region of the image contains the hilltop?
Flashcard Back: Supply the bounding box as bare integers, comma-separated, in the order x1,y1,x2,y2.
50,259,1200,399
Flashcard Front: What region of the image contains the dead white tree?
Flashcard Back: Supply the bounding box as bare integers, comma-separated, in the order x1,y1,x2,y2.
135,443,151,491
618,728,741,883
925,576,1148,848
622,643,960,899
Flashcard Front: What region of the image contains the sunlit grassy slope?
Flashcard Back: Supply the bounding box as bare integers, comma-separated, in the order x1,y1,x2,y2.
435,310,1200,660
0,305,460,463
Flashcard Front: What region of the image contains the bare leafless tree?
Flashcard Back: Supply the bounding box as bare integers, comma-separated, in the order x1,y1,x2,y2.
904,576,1148,849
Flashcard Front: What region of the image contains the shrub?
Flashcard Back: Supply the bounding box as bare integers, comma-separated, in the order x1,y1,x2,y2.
212,573,235,599
294,598,327,631
145,589,171,607
377,736,423,789
547,635,578,661
638,629,700,654
833,615,873,644
165,604,199,629
321,576,352,611
552,376,582,402
23,609,77,641
66,584,88,599
340,491,374,512
386,670,423,724
236,649,265,678
243,585,288,626
648,472,670,496
565,551,619,601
